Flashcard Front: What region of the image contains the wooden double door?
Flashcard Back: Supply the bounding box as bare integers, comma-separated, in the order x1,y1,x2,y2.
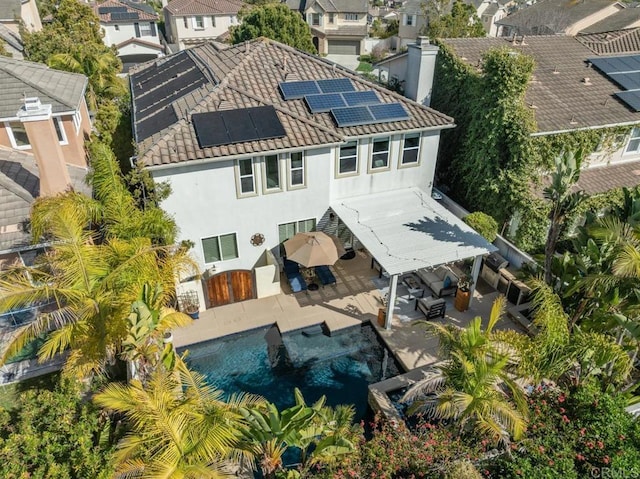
206,270,255,307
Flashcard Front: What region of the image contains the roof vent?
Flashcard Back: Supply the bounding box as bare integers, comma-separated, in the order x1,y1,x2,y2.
570,116,578,125
553,66,559,74
582,77,591,85
24,97,41,111
17,96,52,120
520,35,527,46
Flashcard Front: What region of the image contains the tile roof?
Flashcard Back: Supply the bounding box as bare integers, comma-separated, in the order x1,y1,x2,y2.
131,38,455,167
0,146,90,252
576,27,640,55
580,6,640,34
164,0,244,16
440,34,640,134
307,0,368,14
575,160,640,195
497,0,623,34
93,0,158,22
0,56,87,120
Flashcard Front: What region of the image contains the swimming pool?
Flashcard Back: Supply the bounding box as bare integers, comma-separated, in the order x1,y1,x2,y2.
183,323,402,420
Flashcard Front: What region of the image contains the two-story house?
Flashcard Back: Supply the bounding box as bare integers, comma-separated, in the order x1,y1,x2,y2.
0,0,43,58
287,0,368,55
129,38,493,312
0,56,91,266
94,0,164,69
164,0,244,51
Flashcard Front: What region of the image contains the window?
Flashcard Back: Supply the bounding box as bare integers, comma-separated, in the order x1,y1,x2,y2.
73,111,82,133
183,17,188,28
114,24,120,31
202,233,238,263
345,13,358,21
405,14,415,26
54,117,68,145
625,127,640,154
264,154,281,191
279,218,316,254
310,13,321,26
371,137,390,170
289,152,305,188
5,122,30,149
194,16,204,29
211,15,216,27
140,22,152,36
338,141,358,175
237,158,256,195
328,13,334,23
401,133,420,165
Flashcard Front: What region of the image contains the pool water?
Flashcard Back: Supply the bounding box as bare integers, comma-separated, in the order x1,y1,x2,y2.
183,323,402,420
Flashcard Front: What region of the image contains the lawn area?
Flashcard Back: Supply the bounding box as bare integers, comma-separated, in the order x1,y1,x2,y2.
356,61,373,73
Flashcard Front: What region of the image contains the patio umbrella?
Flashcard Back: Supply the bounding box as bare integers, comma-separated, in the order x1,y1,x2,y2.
284,232,347,267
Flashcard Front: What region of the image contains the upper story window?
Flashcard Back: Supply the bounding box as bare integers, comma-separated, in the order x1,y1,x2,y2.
288,152,306,188
210,15,216,27
202,233,239,263
338,141,358,175
625,127,640,155
310,13,321,26
5,122,30,150
264,154,281,192
183,17,188,28
328,13,334,23
237,158,256,196
345,13,358,21
140,22,153,36
371,137,390,170
400,133,420,166
404,14,416,26
194,16,204,29
73,111,82,133
54,117,68,145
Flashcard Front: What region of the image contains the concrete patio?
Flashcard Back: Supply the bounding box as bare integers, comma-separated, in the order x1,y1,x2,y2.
173,250,525,372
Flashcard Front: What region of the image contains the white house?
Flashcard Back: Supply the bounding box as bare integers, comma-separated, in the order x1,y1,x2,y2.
0,0,43,58
129,39,494,318
93,0,164,69
163,0,244,51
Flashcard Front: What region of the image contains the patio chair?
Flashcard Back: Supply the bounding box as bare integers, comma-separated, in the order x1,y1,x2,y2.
314,265,336,286
414,297,446,320
283,259,308,293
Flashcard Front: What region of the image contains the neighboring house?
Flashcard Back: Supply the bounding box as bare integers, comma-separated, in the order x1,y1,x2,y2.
477,1,508,37
164,0,243,51
579,5,640,35
287,0,369,55
0,0,43,58
93,0,164,70
497,0,626,37
128,38,493,311
0,56,91,263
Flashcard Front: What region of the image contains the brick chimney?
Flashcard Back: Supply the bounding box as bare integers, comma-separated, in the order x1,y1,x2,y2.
404,36,439,107
16,97,71,196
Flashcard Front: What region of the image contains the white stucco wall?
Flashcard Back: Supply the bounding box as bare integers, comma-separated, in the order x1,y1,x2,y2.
587,130,640,167
102,22,161,49
165,11,237,47
151,130,442,273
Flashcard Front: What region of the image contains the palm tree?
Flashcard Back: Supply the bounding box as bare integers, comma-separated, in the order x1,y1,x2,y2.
94,359,263,478
402,297,528,444
0,192,195,378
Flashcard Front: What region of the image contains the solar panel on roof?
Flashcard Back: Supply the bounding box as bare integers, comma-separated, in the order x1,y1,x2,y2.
589,55,640,74
111,11,139,20
615,91,640,112
369,103,410,122
98,6,127,13
304,93,347,112
317,78,355,93
279,81,320,99
331,106,374,127
192,106,286,148
343,90,380,106
608,72,640,91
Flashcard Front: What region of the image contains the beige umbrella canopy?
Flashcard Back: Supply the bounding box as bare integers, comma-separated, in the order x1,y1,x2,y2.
283,232,347,267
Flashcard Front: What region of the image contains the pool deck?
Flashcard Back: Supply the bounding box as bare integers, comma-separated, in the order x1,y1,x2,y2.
172,250,525,373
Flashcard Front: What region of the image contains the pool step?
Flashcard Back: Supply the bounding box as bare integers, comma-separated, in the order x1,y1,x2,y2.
301,325,324,337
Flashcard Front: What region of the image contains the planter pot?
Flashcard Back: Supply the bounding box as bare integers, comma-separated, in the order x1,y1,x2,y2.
377,308,386,327
455,289,471,312
187,311,199,320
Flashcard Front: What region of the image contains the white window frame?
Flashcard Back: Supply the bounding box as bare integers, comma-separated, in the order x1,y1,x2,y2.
406,14,415,26
193,16,204,30
54,117,68,145
73,111,81,134
345,13,358,21
369,137,390,172
236,158,257,197
201,232,239,264
310,12,321,26
139,22,153,36
5,121,31,150
337,140,359,176
625,127,640,155
262,154,282,193
288,151,306,189
399,133,420,167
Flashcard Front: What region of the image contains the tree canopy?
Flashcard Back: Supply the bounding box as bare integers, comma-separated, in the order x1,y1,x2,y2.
425,0,486,39
230,4,316,54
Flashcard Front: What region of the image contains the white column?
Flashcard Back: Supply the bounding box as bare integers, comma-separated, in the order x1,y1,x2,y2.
385,274,398,330
468,255,483,307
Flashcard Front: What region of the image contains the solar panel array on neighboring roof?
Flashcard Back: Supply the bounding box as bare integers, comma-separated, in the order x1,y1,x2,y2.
279,81,321,99
589,54,640,112
111,11,139,20
98,6,127,13
332,103,410,127
192,106,286,148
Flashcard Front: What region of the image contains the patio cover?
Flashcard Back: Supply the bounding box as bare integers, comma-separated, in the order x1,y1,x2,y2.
330,187,497,276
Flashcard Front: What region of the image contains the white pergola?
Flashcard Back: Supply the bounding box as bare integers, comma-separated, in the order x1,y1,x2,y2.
330,187,497,329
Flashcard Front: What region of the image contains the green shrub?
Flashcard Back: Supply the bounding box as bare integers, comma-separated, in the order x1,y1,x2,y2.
463,211,499,243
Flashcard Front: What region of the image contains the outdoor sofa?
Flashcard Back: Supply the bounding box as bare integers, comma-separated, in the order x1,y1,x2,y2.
416,266,458,298
314,265,336,286
414,296,446,320
283,259,307,293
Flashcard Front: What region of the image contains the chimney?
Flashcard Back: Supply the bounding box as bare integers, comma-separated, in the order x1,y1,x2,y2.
16,97,71,196
404,36,439,107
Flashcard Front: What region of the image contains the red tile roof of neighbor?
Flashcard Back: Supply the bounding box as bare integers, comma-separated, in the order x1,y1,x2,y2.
164,0,244,16
93,0,158,22
130,38,454,167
